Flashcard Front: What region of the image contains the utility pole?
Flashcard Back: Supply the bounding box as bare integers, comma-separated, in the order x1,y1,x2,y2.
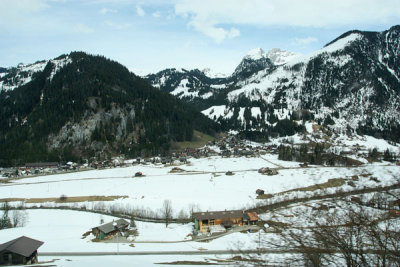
113,222,119,255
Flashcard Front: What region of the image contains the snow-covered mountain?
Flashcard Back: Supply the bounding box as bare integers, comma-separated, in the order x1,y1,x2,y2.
231,48,274,80
147,26,400,142
145,48,301,106
144,48,279,108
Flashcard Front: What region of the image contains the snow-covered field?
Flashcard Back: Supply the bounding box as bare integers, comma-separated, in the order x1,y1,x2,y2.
1,156,399,214
0,209,259,266
1,153,399,266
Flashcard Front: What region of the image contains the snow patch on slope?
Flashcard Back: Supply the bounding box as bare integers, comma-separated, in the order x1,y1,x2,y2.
266,48,301,65
202,68,228,78
49,57,72,80
287,33,363,66
245,48,267,60
170,79,199,98
0,56,72,91
202,105,233,119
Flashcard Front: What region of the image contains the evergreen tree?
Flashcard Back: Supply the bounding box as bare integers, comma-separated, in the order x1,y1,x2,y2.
0,202,12,229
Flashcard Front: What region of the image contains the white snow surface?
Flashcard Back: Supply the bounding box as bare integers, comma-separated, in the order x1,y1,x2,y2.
244,48,267,60
170,78,199,98
0,209,262,258
202,68,228,78
287,33,363,66
2,156,400,215
202,105,234,119
1,152,400,266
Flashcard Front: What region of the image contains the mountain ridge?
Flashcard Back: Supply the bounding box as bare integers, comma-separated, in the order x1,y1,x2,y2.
146,25,400,142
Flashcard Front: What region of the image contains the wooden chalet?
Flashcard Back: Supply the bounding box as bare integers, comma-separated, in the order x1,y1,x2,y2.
193,210,259,233
0,236,44,265
244,212,259,225
91,219,129,240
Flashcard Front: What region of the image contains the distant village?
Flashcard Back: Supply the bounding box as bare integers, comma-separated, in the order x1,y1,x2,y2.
0,135,278,179
1,133,399,179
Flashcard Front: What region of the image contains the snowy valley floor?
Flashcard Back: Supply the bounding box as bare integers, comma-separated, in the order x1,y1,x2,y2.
1,152,399,266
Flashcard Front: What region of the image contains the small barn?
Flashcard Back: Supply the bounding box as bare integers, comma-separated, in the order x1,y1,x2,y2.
92,218,129,240
0,236,44,265
256,189,265,195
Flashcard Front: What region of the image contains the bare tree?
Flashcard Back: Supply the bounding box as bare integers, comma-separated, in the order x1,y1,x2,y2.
11,210,28,227
177,209,188,220
249,193,400,267
311,207,370,266
366,213,400,266
188,203,200,219
162,199,173,227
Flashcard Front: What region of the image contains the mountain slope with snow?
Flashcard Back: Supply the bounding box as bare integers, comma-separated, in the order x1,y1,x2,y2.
197,26,400,142
0,56,72,92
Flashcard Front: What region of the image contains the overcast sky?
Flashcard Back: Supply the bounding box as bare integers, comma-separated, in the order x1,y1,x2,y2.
1,0,400,75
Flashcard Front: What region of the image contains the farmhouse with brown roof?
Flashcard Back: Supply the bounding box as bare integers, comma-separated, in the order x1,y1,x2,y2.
193,210,258,233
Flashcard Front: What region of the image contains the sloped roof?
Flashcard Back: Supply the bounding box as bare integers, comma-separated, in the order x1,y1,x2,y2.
193,210,244,220
247,212,259,221
0,236,44,257
93,218,129,234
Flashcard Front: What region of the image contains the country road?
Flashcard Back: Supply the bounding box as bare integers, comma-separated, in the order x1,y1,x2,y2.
38,248,301,256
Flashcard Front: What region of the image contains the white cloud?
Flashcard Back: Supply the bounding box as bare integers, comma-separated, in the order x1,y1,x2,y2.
105,20,131,30
99,7,117,15
291,37,318,46
175,0,400,42
74,23,94,34
228,28,240,39
188,18,241,43
136,5,145,16
0,0,50,23
152,11,161,18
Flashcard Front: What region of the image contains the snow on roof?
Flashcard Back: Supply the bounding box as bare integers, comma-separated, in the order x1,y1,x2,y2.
93,218,129,234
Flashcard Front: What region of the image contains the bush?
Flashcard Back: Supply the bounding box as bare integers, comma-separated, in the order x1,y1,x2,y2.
59,194,68,202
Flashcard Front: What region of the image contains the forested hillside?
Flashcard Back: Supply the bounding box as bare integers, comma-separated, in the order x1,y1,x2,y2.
0,52,219,166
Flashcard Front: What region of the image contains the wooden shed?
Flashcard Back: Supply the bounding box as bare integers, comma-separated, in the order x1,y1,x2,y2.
92,219,129,240
0,236,44,265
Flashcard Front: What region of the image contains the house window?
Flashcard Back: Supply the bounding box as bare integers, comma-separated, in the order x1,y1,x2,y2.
210,219,215,225
202,219,208,225
3,253,11,263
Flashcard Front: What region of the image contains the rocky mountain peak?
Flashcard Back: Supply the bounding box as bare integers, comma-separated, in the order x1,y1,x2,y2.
244,48,267,60
266,48,301,65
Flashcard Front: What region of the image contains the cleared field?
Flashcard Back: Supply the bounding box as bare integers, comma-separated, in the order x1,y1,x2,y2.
0,195,128,203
